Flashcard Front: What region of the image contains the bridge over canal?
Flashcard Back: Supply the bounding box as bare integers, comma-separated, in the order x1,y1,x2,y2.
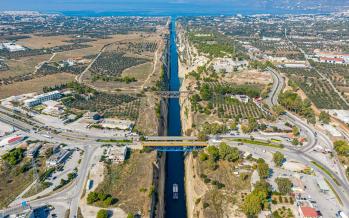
142,141,208,151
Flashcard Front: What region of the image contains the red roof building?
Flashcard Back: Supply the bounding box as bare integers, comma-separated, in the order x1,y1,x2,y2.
320,57,345,64
7,136,24,144
299,207,319,218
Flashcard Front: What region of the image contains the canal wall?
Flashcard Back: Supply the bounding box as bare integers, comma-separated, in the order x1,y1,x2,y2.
151,25,171,218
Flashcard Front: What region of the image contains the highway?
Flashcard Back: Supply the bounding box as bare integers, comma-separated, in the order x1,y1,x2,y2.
266,67,349,210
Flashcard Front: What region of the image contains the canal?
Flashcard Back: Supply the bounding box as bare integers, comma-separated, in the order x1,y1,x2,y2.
164,17,187,218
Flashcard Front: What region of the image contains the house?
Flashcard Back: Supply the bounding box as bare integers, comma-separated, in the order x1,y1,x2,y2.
299,207,319,218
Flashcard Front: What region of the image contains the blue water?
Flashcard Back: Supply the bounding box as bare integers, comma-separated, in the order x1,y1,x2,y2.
164,18,187,218
1,0,327,16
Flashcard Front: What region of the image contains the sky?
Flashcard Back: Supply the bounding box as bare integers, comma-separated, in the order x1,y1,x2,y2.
1,0,347,15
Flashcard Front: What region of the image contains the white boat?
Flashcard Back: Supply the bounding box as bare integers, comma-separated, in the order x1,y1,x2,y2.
173,183,178,199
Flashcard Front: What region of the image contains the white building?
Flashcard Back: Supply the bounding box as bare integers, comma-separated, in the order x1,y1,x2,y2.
24,91,62,107
106,146,127,163
232,95,249,103
47,149,71,167
1,42,26,52
213,58,248,73
262,36,281,41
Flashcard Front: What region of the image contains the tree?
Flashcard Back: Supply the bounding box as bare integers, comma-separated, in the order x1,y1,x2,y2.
275,177,293,195
218,143,240,162
254,180,271,197
334,140,349,156
248,117,257,132
319,111,330,124
230,121,237,130
257,161,270,179
292,126,299,136
200,83,212,100
1,148,25,165
292,138,299,145
87,192,99,204
273,152,285,167
242,179,271,216
96,209,108,218
218,142,230,159
225,147,240,162
272,105,285,116
242,192,262,216
199,152,209,161
98,192,107,201
103,196,113,206
198,131,207,141
241,124,250,134
207,146,220,161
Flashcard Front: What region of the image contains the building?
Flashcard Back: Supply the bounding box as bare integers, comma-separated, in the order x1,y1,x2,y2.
0,135,26,147
262,36,281,41
1,42,26,52
24,91,62,107
314,50,349,64
319,57,345,64
299,207,319,218
232,95,249,103
213,58,249,73
317,179,330,193
27,143,42,157
106,146,127,163
47,149,71,167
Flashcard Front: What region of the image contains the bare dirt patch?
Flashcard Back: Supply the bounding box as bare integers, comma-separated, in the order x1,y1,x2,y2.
16,34,73,49
0,72,76,98
0,54,52,79
223,69,272,85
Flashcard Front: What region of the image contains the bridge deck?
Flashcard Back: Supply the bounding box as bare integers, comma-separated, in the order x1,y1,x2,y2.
145,136,198,141
142,141,208,147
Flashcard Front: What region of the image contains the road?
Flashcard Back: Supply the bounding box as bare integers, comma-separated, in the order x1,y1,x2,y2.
266,67,317,152
265,67,349,211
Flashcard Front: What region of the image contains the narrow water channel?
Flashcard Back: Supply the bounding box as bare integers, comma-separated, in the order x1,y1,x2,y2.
164,17,187,218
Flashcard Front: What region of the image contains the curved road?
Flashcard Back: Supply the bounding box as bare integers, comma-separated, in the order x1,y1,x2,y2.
266,67,349,211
